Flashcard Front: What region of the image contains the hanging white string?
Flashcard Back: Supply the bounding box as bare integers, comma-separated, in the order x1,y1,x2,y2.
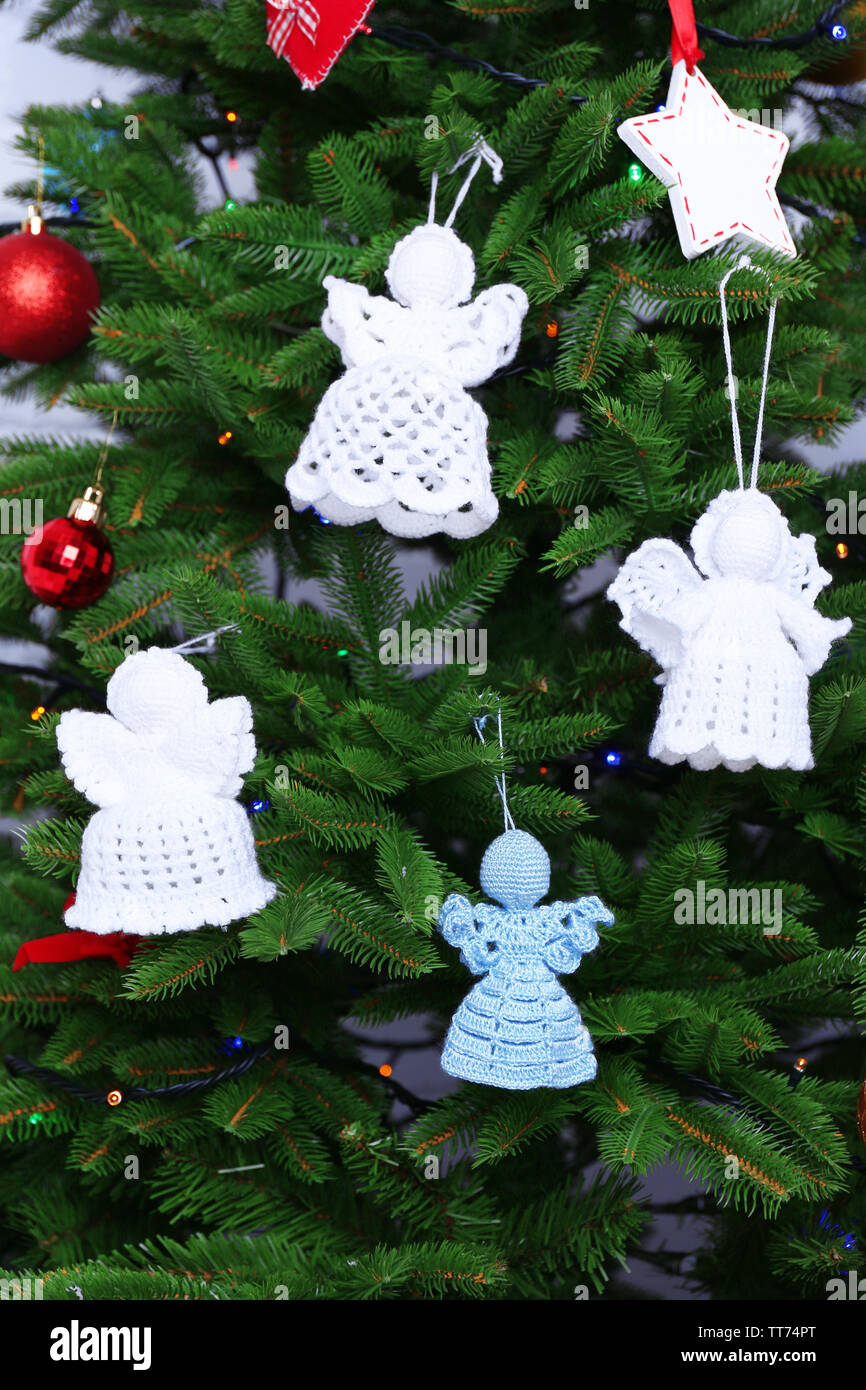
718,254,778,491
171,623,241,656
473,707,516,832
428,136,503,228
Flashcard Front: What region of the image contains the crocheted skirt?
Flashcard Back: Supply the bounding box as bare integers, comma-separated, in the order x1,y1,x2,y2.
286,359,498,539
441,966,596,1090
650,630,814,772
66,796,277,935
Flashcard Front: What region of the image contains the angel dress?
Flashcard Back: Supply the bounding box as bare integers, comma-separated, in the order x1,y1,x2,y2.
608,488,852,772
56,646,277,935
439,830,612,1090
285,222,528,539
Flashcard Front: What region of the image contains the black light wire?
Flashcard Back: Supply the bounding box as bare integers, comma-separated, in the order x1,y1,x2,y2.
366,2,853,81
3,1034,428,1114
5,1037,865,1175
695,0,849,50
3,1038,272,1103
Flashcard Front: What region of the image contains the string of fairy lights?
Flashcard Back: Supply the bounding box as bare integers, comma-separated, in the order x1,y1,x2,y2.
4,1031,426,1116
6,1032,865,1190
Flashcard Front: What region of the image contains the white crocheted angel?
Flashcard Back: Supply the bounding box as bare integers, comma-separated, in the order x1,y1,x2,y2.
57,647,277,935
607,489,851,771
285,221,528,538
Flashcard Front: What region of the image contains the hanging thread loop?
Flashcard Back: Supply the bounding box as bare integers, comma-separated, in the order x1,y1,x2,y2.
428,136,503,229
93,410,121,488
473,706,515,832
718,256,778,491
171,623,241,656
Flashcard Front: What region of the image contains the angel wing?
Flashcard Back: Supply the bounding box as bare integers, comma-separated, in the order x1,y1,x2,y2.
774,592,852,677
439,893,500,975
539,896,613,973
158,695,256,797
56,710,141,808
439,892,473,941
607,538,708,670
779,531,833,605
437,285,529,387
321,276,410,368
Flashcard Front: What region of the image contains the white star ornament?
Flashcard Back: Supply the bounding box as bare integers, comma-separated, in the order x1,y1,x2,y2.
617,61,796,261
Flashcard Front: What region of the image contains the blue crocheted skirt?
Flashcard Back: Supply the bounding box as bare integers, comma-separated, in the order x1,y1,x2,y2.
441,965,596,1090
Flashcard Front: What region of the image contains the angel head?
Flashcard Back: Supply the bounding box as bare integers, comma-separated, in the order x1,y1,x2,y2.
690,488,796,583
480,829,551,910
385,224,476,310
107,648,209,735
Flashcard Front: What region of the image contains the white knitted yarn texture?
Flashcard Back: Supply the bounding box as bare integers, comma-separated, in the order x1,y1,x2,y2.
608,488,852,772
285,222,528,538
57,647,277,935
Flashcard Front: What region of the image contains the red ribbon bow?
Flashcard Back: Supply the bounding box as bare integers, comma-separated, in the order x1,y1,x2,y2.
13,931,142,972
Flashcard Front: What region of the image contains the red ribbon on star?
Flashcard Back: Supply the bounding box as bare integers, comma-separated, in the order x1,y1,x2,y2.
668,0,706,71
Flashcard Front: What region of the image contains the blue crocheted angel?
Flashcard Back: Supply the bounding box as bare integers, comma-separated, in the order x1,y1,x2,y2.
439,829,613,1089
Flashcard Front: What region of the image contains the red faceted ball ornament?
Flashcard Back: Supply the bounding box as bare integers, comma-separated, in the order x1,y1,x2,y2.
21,486,114,609
0,221,100,363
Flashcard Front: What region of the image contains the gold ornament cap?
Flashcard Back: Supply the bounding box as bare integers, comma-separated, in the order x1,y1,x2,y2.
21,203,43,235
68,484,106,527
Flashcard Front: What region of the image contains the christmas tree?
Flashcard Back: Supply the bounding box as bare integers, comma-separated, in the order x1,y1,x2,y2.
1,0,865,1303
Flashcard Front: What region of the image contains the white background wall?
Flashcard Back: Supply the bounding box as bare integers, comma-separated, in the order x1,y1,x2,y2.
0,1,257,434
0,2,130,437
